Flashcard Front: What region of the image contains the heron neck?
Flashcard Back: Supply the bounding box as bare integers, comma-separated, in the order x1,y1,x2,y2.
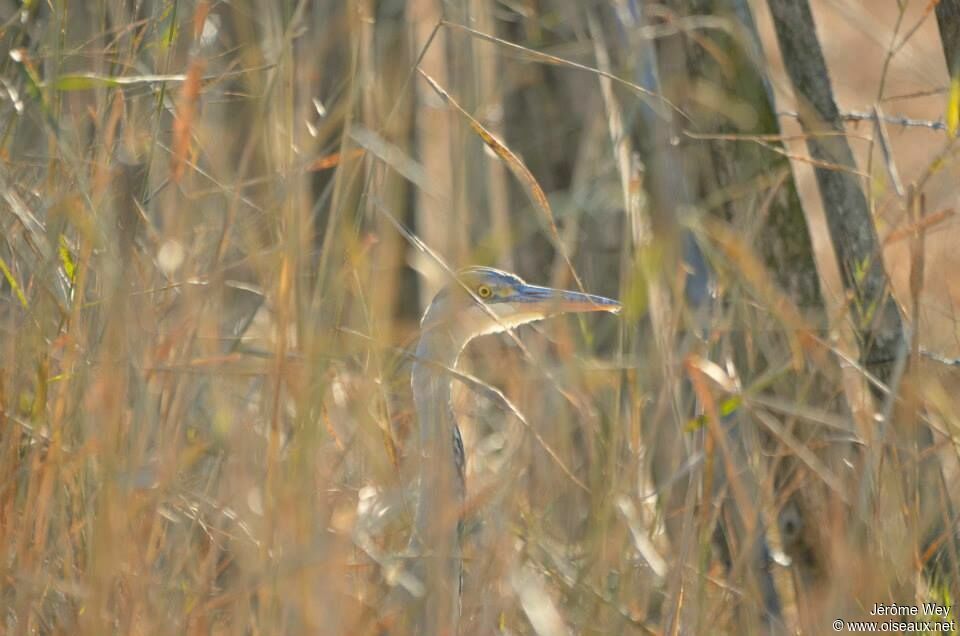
411,327,465,450
410,324,470,530
409,326,467,633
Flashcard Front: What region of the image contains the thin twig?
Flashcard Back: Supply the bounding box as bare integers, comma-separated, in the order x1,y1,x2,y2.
778,109,947,131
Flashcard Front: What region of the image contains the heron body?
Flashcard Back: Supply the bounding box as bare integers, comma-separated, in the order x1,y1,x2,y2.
409,266,621,635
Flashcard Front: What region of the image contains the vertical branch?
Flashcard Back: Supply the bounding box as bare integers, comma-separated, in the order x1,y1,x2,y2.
765,4,896,614
408,0,455,305
471,0,513,270
766,0,902,372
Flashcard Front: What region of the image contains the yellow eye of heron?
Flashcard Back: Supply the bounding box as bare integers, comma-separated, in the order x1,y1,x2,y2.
477,285,492,299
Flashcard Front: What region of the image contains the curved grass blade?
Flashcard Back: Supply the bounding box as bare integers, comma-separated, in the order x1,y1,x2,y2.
416,67,586,292
441,20,687,123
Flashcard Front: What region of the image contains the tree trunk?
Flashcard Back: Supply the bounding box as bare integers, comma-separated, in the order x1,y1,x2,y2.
936,0,960,81
769,0,959,607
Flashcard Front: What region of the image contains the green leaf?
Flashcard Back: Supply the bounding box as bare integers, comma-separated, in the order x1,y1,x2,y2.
685,396,742,432
0,255,28,308
160,14,179,51
58,235,76,283
948,75,960,138
47,73,186,91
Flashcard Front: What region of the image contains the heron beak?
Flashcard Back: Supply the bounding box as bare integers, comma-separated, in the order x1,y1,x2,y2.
515,284,622,315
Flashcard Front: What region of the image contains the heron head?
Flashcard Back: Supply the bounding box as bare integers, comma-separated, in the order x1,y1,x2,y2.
420,266,621,342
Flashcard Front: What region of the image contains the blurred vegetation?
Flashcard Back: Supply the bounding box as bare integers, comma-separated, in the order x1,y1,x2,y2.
1,0,959,634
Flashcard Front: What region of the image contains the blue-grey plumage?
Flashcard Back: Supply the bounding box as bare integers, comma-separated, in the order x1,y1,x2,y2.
408,266,620,635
